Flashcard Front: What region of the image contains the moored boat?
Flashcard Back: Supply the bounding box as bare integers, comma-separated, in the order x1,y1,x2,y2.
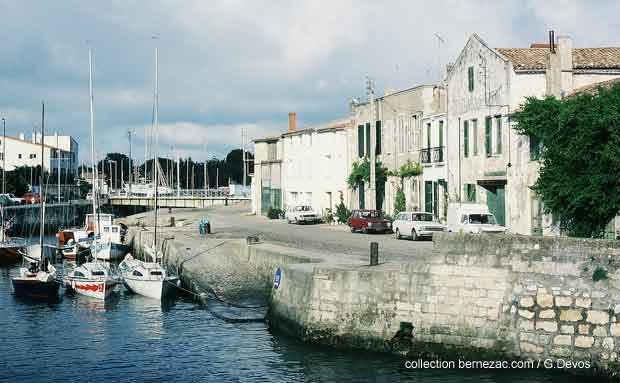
119,254,178,300
64,261,119,300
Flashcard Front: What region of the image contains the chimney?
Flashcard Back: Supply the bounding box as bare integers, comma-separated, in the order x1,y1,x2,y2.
545,31,573,97
288,112,296,133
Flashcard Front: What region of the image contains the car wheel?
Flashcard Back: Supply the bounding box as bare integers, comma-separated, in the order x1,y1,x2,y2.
294,218,298,224
350,226,355,233
362,227,368,234
395,229,401,240
411,229,418,241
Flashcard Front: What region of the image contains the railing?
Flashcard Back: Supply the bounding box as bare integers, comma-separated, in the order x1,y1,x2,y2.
108,189,251,199
420,146,444,164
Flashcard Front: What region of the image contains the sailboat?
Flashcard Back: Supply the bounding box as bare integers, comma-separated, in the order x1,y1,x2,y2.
120,46,178,300
11,102,60,300
63,48,119,300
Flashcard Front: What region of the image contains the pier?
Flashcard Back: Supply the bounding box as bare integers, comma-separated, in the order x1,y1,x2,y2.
2,200,92,235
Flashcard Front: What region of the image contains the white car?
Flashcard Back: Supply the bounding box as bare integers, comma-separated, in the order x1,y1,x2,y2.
0,193,23,205
285,205,321,224
393,211,446,241
446,203,506,234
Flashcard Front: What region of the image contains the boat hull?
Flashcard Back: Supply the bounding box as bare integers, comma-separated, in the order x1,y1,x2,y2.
12,278,60,300
0,246,23,265
123,276,178,300
94,243,130,261
65,278,119,300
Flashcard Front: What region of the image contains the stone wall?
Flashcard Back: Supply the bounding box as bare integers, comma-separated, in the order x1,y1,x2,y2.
269,233,620,378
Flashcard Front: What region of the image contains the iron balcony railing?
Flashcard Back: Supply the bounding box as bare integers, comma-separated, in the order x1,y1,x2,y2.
420,146,444,164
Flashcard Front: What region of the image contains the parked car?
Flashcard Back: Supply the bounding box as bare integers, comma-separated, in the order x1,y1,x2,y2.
446,203,506,234
21,192,41,204
285,205,321,224
347,209,392,234
0,195,13,206
393,211,446,241
0,193,22,205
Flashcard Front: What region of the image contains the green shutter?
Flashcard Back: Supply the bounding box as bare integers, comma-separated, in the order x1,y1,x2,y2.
365,123,371,157
426,123,431,149
530,135,541,161
438,121,444,148
463,120,469,158
375,120,381,155
465,184,476,202
357,125,364,157
472,119,478,155
425,181,433,213
485,117,492,157
496,116,502,154
468,67,474,92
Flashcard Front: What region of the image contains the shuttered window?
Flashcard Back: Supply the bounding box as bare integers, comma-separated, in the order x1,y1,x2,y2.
472,119,478,156
375,121,382,155
468,66,474,92
485,116,492,157
357,125,364,157
463,120,469,158
365,123,371,157
464,184,476,202
495,116,502,154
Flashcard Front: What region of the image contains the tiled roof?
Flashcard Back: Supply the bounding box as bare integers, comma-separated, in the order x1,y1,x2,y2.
566,77,620,97
496,47,620,71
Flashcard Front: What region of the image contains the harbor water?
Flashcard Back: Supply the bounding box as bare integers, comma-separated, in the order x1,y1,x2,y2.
0,263,587,382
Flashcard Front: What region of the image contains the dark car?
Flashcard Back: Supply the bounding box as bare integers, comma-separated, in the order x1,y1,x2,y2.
21,192,42,204
347,209,392,234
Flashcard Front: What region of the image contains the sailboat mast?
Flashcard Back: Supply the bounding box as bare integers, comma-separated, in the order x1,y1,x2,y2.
39,102,45,249
153,46,159,261
88,48,99,254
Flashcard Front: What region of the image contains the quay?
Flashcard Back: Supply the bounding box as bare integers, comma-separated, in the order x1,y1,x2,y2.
124,205,620,379
2,200,92,235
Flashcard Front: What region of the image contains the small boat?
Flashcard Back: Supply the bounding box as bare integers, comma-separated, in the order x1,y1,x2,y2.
0,211,27,266
60,238,92,262
119,254,178,300
64,261,120,300
58,213,129,261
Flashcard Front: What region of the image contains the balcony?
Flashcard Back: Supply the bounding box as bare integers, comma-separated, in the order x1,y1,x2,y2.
420,146,444,164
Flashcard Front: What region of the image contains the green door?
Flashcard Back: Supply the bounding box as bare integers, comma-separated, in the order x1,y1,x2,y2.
485,186,506,226
359,181,365,209
424,181,433,213
433,182,439,218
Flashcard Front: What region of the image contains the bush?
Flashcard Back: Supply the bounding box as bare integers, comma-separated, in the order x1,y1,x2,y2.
324,208,334,224
335,198,351,224
394,187,406,216
592,267,608,282
267,207,283,219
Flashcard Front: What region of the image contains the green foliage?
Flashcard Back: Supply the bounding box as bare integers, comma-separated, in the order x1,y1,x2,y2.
513,84,620,238
394,187,406,216
5,167,30,196
267,207,283,219
347,158,388,188
592,266,608,282
324,208,334,224
335,194,351,223
388,160,423,179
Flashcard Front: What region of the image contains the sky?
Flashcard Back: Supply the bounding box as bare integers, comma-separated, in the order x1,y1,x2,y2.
1,0,619,164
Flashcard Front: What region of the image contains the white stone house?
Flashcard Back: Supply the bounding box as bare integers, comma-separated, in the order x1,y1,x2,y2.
349,85,447,218
1,132,78,176
252,113,353,217
446,33,620,234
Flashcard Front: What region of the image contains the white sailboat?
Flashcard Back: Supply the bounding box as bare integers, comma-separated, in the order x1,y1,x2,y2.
120,46,178,300
64,48,119,300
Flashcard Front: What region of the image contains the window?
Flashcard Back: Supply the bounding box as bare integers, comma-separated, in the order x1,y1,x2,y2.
29,153,36,159
472,119,478,155
357,125,364,157
438,120,444,148
426,123,431,149
18,154,22,159
375,121,381,155
150,271,163,276
409,115,417,152
424,181,433,213
0,153,3,160
132,270,143,277
464,184,476,202
530,135,542,161
365,123,371,157
267,142,277,160
463,120,469,158
468,66,474,92
495,116,502,154
485,116,492,157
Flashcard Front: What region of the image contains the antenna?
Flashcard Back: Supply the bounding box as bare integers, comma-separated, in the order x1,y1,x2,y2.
434,33,445,83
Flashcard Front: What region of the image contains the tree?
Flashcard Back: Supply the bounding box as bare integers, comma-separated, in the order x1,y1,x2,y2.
513,83,620,237
394,187,406,216
99,153,130,189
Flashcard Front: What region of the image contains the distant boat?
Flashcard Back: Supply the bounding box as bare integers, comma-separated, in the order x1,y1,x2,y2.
120,46,178,300
11,102,60,300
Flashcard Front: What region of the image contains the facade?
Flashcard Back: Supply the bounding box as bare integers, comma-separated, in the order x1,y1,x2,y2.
349,85,447,218
1,132,79,177
252,113,352,217
446,33,620,235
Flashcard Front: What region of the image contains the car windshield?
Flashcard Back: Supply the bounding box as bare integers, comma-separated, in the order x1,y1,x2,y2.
360,211,381,218
468,214,496,225
412,213,434,222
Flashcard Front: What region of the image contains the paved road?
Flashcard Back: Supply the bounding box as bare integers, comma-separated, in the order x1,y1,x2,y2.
150,204,434,265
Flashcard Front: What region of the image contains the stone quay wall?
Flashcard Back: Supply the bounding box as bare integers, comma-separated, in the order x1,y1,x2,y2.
269,233,620,378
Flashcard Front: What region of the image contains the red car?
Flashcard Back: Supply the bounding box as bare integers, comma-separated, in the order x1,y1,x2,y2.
347,209,392,234
21,193,42,204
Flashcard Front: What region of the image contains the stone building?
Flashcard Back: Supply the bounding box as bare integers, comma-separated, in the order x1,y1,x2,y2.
1,132,78,176
252,113,352,217
349,85,446,218
446,33,620,235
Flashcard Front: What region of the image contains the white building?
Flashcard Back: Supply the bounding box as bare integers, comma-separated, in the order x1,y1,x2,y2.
252,113,353,216
1,132,78,177
446,33,620,234
349,85,447,218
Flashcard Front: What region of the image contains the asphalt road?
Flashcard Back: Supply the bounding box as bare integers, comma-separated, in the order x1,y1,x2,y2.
201,205,434,264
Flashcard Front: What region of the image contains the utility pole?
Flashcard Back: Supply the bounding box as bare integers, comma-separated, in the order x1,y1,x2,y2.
128,130,133,195
242,127,247,187
366,76,376,210
434,33,445,83
57,134,61,203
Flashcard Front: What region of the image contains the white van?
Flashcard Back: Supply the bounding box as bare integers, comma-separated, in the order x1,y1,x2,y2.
446,203,506,234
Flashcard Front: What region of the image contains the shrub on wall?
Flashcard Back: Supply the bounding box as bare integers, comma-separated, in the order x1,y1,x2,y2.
394,187,406,216
347,158,388,189
267,207,283,219
335,195,351,224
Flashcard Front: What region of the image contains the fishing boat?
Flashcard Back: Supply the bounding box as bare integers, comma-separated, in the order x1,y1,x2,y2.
11,102,60,300
119,46,178,300
0,227,27,265
63,48,119,300
58,213,129,261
